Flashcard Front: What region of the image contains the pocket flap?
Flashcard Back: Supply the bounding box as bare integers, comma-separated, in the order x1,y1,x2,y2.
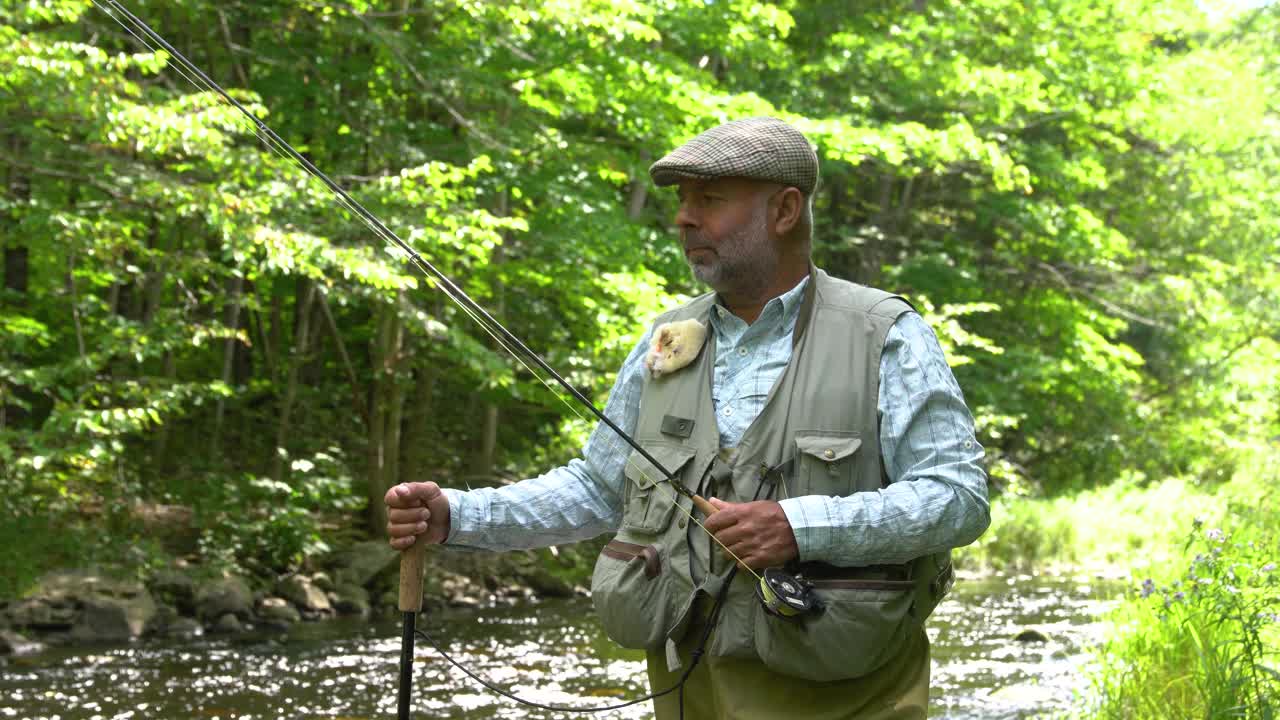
623,443,697,489
795,433,862,464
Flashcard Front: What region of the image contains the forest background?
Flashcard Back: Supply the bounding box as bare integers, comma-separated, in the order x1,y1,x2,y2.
2,0,1278,716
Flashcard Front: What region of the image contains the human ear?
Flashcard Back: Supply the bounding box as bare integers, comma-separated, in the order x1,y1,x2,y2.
770,187,804,236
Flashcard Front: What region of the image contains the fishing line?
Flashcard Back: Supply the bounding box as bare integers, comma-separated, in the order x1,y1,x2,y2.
88,2,771,714
90,0,762,580
88,0,744,531
410,468,778,715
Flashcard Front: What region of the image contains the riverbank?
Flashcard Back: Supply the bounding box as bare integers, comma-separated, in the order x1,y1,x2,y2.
4,448,1275,718
0,537,602,656
955,447,1277,578
956,445,1280,717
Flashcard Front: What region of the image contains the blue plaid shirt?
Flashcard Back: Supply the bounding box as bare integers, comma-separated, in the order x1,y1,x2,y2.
444,276,990,566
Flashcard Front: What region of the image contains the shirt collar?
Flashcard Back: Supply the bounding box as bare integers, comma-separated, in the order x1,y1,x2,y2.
709,274,811,334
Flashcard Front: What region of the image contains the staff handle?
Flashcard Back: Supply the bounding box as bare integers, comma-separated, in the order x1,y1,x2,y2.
398,538,428,612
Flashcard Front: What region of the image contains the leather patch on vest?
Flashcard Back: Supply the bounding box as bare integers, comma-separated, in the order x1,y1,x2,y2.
660,414,694,438
601,540,661,579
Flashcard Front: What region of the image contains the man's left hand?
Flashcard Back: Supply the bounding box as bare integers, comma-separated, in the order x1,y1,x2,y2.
702,498,799,571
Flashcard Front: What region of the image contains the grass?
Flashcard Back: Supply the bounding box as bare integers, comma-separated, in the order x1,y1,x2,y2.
1083,509,1279,719
958,443,1280,719
956,451,1277,577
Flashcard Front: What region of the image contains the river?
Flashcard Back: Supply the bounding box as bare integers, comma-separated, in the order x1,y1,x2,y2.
0,574,1122,719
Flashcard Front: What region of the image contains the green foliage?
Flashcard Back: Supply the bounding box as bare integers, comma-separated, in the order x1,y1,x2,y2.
0,510,86,599
1,1,1278,614
1088,516,1280,719
196,448,365,572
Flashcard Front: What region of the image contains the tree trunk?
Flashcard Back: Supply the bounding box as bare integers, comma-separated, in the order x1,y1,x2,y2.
271,279,317,483
627,152,651,220
860,173,896,285
3,246,26,297
3,132,31,429
5,132,29,298
213,274,244,447
269,285,283,374
151,350,177,469
398,358,437,486
469,186,508,482
367,295,405,534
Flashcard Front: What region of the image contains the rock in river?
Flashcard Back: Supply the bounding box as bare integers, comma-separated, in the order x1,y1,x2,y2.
1014,628,1051,643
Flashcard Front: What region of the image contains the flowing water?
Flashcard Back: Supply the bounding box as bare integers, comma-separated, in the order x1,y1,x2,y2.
0,574,1122,719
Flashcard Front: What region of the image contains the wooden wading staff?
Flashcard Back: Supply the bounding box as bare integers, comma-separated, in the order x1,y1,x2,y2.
398,538,428,720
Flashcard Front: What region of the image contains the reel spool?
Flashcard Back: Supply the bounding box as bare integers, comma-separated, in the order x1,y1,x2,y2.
755,567,822,619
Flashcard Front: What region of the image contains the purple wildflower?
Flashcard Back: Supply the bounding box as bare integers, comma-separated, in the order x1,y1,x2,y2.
1140,578,1156,598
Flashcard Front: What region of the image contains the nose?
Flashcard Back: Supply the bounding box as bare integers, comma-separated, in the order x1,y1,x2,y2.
675,201,698,235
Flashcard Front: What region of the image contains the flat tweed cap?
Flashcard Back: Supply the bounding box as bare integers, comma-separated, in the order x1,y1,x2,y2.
649,117,818,194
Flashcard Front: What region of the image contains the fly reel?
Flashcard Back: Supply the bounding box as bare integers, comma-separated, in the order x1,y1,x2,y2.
755,567,823,619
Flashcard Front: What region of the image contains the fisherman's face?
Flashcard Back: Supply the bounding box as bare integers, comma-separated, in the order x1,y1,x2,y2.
674,177,781,295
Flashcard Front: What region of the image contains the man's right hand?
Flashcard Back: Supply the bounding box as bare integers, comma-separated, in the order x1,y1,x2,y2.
384,482,451,550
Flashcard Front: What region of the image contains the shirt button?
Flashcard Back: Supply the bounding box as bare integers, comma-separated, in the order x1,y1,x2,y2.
737,347,748,356
823,449,835,459
679,518,687,529
722,407,733,417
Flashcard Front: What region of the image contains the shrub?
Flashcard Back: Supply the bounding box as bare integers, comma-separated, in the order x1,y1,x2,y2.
1087,518,1280,719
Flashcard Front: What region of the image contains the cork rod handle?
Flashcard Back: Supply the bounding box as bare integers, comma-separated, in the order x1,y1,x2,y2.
398,538,428,613
691,494,717,517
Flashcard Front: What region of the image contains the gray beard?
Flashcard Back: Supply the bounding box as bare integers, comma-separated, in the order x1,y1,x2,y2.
687,207,779,297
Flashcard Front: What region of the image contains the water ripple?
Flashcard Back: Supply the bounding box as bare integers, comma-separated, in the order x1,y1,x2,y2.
0,576,1118,719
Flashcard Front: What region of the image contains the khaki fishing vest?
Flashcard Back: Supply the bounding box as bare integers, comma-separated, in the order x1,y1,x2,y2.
590,268,954,682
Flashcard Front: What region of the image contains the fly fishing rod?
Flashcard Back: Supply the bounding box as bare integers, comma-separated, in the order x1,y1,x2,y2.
88,3,731,718
89,4,836,718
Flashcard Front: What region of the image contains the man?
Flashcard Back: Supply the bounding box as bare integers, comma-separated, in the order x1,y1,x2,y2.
386,117,990,719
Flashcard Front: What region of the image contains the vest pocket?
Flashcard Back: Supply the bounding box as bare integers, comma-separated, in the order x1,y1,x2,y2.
590,538,675,649
620,443,697,534
752,576,915,681
793,431,862,495
593,442,700,650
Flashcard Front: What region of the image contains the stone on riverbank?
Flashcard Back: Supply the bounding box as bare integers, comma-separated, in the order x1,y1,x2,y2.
195,574,253,621
6,596,76,631
211,613,242,634
0,630,44,656
276,575,331,614
148,568,198,616
71,598,145,643
258,597,301,625
164,617,203,640
4,571,156,643
329,541,397,587
330,583,370,617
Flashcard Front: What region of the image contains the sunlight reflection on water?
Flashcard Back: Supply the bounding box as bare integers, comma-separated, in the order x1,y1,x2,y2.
0,576,1119,719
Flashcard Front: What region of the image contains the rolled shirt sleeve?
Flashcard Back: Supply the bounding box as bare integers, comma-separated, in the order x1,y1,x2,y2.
778,312,991,566
441,327,654,552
